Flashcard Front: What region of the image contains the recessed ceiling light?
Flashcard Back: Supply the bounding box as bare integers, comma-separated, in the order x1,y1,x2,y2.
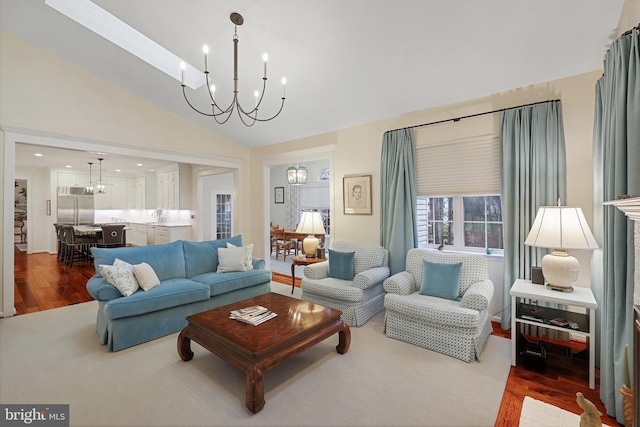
34,153,43,157
45,0,204,89
115,169,121,172
65,165,72,168
136,163,143,167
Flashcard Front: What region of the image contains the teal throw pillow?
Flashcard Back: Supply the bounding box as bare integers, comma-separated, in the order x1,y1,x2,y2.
420,260,462,301
328,249,355,280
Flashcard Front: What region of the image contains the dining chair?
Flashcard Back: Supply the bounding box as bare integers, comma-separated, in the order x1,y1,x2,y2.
273,228,296,261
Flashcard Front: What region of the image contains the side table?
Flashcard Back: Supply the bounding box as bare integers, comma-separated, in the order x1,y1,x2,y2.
290,255,326,294
510,279,597,389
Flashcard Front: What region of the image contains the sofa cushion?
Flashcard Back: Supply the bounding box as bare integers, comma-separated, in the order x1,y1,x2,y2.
227,242,254,271
182,235,243,278
91,241,186,281
420,260,462,301
103,278,210,321
217,245,251,273
99,259,139,297
191,269,272,297
384,292,481,330
328,249,355,280
133,262,161,291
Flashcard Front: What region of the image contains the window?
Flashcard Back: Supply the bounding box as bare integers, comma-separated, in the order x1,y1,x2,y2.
417,195,503,253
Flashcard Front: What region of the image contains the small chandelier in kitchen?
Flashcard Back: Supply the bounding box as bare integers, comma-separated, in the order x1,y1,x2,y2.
85,162,94,194
180,12,286,126
95,158,108,194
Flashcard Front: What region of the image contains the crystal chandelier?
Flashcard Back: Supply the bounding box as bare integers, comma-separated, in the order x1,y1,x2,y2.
180,12,286,126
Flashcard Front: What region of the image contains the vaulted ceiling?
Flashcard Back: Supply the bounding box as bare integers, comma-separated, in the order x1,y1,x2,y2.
0,0,625,151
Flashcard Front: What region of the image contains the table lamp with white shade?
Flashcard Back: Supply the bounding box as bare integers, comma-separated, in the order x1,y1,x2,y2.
524,205,599,292
295,210,326,257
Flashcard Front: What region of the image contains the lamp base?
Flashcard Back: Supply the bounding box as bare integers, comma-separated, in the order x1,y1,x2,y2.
546,283,574,292
302,236,319,257
541,249,579,292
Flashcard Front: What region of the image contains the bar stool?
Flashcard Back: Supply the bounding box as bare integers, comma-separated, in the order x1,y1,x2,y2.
62,225,96,267
96,224,126,248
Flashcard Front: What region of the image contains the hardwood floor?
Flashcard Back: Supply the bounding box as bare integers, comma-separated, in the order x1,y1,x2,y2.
11,246,621,426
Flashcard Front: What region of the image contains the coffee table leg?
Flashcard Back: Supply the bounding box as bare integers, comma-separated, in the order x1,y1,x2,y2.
245,365,265,413
336,323,351,354
177,328,194,361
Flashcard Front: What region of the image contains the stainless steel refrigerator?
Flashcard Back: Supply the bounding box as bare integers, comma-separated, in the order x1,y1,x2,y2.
57,187,95,225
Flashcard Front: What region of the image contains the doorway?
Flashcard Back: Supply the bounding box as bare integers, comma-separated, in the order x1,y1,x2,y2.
200,172,234,241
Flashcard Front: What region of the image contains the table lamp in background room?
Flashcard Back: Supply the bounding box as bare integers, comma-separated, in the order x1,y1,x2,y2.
524,204,599,292
295,210,326,257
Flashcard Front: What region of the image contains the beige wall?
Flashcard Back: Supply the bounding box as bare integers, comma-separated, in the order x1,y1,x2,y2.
2,0,639,316
0,31,251,316
252,70,601,286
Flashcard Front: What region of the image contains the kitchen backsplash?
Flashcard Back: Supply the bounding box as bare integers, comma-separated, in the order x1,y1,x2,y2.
94,209,192,225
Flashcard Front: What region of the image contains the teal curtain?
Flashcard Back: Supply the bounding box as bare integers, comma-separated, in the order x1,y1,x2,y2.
380,129,418,275
500,101,567,329
592,27,639,424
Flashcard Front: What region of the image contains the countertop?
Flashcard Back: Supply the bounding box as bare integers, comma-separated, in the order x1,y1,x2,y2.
128,222,192,227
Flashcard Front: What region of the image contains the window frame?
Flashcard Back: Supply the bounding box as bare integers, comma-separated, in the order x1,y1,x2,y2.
416,194,504,256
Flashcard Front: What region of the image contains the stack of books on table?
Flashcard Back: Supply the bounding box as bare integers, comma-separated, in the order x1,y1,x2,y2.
229,305,277,326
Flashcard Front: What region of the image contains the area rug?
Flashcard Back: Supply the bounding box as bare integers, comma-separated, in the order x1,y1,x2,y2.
0,282,511,426
519,396,612,427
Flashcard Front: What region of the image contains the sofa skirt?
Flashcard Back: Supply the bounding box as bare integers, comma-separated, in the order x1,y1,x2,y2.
383,309,492,362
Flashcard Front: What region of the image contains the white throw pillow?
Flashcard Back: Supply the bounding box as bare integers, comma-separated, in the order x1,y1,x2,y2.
226,242,254,271
217,245,250,273
133,262,161,291
99,259,139,296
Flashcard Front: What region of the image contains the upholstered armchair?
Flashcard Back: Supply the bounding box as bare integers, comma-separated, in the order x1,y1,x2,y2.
383,249,494,362
300,241,390,326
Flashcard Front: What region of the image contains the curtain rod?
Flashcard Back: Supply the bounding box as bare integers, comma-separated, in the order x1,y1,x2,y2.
621,22,640,37
386,99,560,134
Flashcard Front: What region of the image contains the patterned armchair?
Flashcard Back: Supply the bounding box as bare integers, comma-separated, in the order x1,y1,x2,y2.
301,241,390,327
383,249,494,362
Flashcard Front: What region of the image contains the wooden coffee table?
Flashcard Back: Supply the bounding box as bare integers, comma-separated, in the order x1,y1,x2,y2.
177,292,351,413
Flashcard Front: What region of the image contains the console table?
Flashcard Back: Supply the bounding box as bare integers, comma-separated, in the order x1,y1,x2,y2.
510,279,597,389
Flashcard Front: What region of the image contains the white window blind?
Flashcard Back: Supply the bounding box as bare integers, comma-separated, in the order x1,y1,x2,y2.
415,134,500,196
299,184,330,209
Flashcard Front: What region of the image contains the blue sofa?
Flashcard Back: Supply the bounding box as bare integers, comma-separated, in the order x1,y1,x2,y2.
86,235,271,351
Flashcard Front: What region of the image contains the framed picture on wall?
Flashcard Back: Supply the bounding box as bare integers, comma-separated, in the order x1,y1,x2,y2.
274,187,285,204
343,174,372,215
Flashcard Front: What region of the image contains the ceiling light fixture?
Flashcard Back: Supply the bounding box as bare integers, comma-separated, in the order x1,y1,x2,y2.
95,158,108,194
180,12,286,126
85,162,95,194
287,164,307,185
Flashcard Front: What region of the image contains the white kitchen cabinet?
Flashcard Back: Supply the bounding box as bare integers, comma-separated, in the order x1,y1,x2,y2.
154,226,191,244
57,172,90,188
128,223,148,246
156,164,191,209
134,177,145,209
